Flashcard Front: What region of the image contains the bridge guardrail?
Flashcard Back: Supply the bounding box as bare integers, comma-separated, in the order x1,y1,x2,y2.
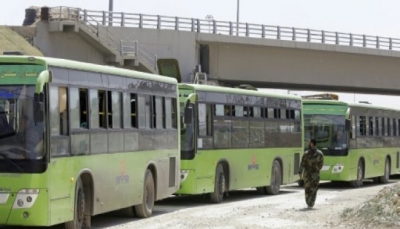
48,7,158,72
48,7,400,51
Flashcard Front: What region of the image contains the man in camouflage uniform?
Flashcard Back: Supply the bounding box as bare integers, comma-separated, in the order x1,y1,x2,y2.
299,138,324,209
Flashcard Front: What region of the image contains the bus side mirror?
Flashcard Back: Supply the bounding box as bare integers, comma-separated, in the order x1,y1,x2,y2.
345,119,351,131
34,93,44,123
184,106,193,124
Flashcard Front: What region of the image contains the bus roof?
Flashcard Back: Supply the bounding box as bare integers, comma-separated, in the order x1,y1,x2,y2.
348,102,400,112
180,83,302,100
303,99,400,112
0,55,178,84
303,99,348,106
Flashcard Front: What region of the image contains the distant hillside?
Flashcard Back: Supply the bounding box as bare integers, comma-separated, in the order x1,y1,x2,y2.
0,26,43,56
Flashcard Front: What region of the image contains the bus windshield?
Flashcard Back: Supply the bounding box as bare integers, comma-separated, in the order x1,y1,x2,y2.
304,114,347,149
0,85,44,161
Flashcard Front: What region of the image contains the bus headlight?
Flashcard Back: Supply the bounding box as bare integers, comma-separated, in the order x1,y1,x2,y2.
180,170,189,183
332,164,345,173
13,189,40,209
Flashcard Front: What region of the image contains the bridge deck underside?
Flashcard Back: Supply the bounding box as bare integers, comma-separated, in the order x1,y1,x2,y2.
207,42,400,95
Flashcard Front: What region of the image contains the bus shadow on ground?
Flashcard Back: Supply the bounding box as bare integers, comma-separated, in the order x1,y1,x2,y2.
158,188,297,207
89,189,298,228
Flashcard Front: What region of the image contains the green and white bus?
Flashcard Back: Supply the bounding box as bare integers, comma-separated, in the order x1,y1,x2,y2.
303,95,400,187
0,56,180,228
177,84,303,202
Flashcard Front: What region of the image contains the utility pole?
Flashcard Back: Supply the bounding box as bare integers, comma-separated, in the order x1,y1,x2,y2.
236,0,239,36
205,15,214,33
109,0,113,26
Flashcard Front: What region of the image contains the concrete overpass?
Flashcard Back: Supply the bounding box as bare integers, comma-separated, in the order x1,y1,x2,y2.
32,7,400,95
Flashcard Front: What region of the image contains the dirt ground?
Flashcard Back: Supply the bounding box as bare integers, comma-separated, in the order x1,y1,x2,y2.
89,180,397,229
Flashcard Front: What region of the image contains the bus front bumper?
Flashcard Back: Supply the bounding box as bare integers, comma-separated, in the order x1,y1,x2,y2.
0,189,48,226
319,163,354,181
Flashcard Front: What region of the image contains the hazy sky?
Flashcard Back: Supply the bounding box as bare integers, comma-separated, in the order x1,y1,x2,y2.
2,0,400,107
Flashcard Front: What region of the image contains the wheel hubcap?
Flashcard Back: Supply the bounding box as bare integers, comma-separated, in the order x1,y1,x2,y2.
273,167,279,189
219,174,225,195
358,165,362,181
145,186,149,206
77,190,84,222
386,162,389,179
145,182,154,210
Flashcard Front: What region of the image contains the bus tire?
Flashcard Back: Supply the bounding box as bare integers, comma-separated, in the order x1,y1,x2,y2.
210,163,225,203
266,160,282,195
135,169,155,218
379,158,390,184
298,179,304,187
65,179,85,229
350,160,364,188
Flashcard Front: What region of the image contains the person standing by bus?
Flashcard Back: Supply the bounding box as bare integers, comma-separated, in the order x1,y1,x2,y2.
298,138,324,209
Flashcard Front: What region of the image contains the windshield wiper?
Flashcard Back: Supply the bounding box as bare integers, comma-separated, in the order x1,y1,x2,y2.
0,152,24,172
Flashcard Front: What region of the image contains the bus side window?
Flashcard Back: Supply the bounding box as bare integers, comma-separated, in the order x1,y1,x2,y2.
351,115,356,139
171,98,177,129
110,91,122,129
50,86,70,157
375,117,379,136
382,117,386,136
162,97,166,129
199,103,213,136
130,93,137,128
274,109,280,119
153,96,163,129
79,89,88,129
368,116,373,136
98,90,106,128
107,91,113,128
164,98,172,129
206,104,213,135
398,119,400,137
49,86,60,136
359,116,366,136
49,86,69,136
59,87,68,135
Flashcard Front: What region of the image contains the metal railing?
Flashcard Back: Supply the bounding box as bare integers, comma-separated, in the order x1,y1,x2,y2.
120,40,158,71
48,6,80,21
49,7,158,72
48,6,400,52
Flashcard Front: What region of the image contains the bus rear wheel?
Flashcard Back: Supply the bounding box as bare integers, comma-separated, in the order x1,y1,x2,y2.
350,160,364,188
210,164,225,203
266,160,282,195
379,158,390,184
65,179,86,229
135,169,155,218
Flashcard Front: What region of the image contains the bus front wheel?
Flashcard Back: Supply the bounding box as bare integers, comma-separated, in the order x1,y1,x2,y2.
266,160,282,195
210,164,225,203
350,160,364,188
65,179,86,229
135,169,155,218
